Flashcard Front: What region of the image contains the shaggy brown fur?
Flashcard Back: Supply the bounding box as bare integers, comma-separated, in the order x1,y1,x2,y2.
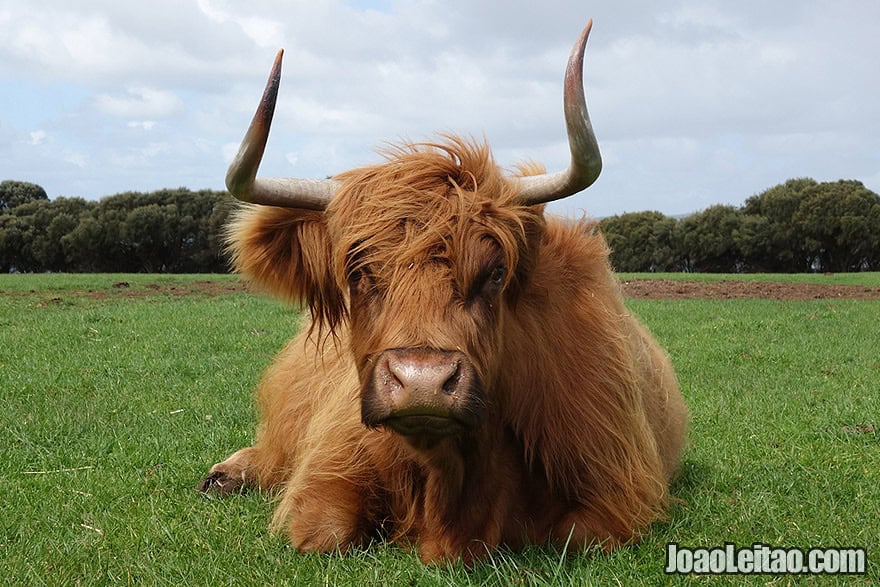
201,136,687,564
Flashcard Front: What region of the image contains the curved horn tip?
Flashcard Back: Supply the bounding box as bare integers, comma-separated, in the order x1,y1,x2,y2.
225,49,286,201
225,48,339,210
270,49,284,82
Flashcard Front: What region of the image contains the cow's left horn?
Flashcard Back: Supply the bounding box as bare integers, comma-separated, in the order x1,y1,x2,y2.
514,20,602,206
225,49,339,210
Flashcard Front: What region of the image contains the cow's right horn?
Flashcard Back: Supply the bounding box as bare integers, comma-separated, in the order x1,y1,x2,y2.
225,49,339,210
513,20,602,206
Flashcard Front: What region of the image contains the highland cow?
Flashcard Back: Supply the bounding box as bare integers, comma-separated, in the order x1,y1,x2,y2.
200,21,687,564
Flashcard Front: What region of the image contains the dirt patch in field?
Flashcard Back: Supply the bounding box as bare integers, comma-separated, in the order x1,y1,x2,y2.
10,277,880,305
86,280,252,300
108,277,880,301
621,279,880,301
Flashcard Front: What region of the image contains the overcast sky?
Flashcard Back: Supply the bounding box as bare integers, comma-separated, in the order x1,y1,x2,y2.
1,0,878,218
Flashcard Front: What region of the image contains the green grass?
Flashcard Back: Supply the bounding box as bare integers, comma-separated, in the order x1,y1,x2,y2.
0,272,240,293
2,274,878,585
618,271,880,287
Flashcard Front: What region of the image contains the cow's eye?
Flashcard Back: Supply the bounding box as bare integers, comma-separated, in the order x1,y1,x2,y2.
464,262,507,304
489,265,506,285
348,267,372,293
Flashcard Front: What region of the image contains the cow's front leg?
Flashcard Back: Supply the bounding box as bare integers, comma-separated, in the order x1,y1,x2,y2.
198,447,260,495
417,527,501,567
551,506,635,553
277,473,378,553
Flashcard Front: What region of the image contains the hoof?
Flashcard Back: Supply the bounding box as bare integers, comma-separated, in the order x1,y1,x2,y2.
198,470,247,495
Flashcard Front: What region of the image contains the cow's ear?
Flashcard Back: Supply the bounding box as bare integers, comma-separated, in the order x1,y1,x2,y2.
226,205,345,332
506,205,546,304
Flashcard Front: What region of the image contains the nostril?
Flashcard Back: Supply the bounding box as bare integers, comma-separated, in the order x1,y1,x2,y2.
382,360,404,392
441,361,461,395
382,360,409,387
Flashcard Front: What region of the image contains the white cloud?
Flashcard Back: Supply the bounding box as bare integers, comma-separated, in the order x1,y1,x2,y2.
196,0,284,48
140,143,167,159
195,0,228,23
96,87,183,119
659,4,738,32
239,16,285,49
0,0,876,214
29,130,47,145
127,121,158,131
63,151,88,168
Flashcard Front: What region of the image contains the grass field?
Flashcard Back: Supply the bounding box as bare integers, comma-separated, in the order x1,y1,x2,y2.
1,274,878,585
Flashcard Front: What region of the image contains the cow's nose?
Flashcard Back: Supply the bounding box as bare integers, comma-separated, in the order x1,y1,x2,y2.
386,351,461,398
361,348,481,439
373,348,472,419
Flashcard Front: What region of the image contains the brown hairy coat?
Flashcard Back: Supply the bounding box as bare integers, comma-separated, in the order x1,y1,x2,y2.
204,137,687,564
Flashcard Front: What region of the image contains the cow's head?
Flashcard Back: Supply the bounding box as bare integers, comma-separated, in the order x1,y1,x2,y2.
226,22,601,448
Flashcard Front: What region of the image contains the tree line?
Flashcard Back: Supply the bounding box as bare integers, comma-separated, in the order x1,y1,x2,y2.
0,181,234,273
2,176,879,274
599,178,880,273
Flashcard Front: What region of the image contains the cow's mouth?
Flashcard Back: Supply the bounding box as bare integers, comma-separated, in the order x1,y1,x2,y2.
383,414,465,438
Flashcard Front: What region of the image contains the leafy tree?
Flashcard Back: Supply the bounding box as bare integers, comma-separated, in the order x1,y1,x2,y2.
61,214,105,272
794,180,880,272
0,214,26,272
599,211,678,272
0,197,94,272
739,178,816,272
0,180,49,211
60,189,234,273
123,203,178,272
160,189,236,272
675,205,743,272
